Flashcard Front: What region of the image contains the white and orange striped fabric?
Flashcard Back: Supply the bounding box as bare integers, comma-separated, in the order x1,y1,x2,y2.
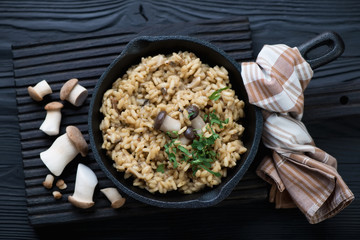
241,44,354,224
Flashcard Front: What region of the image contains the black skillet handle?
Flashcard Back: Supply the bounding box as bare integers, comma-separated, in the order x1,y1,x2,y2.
297,31,344,70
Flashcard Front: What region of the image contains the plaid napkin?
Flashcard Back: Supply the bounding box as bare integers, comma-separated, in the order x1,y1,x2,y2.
241,44,354,224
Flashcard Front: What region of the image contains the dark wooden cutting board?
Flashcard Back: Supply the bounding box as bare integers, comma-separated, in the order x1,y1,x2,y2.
12,17,269,226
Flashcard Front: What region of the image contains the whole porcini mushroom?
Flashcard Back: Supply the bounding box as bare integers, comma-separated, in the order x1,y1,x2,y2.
28,80,53,101
39,101,63,136
40,125,88,176
101,187,126,209
154,110,181,133
68,163,98,209
179,126,196,145
60,78,88,107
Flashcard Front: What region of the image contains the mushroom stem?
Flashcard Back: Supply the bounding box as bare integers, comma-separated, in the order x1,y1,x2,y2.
39,102,63,136
28,80,52,101
42,174,54,189
68,164,98,209
40,126,88,176
34,80,52,96
40,111,61,135
159,115,181,133
101,187,126,209
40,133,79,176
67,84,88,107
179,135,192,145
60,78,88,107
191,115,206,134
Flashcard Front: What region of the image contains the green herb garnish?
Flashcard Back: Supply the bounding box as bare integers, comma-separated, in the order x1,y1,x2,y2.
162,89,231,177
166,130,179,137
156,164,165,173
205,110,229,128
177,145,191,161
209,87,229,101
163,114,228,177
190,131,221,177
164,138,179,168
188,111,195,119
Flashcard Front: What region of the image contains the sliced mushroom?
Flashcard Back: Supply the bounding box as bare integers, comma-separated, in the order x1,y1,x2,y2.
56,179,67,190
68,163,98,209
101,187,126,209
161,87,167,95
28,80,53,101
136,98,149,106
39,101,63,136
154,111,181,133
40,125,88,176
42,174,54,189
60,78,88,107
52,191,62,200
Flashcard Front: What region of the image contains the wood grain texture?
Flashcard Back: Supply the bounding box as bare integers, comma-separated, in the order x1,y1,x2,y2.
0,45,38,239
1,0,360,239
12,17,271,226
2,1,359,123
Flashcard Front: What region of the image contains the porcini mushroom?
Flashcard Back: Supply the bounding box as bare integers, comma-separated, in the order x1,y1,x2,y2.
186,105,206,134
60,78,88,107
39,101,63,136
68,163,98,209
179,126,196,145
28,80,53,101
154,110,181,133
40,125,88,176
100,187,126,209
42,174,54,189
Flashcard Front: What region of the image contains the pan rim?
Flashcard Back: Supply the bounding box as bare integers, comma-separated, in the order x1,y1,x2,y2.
88,35,263,208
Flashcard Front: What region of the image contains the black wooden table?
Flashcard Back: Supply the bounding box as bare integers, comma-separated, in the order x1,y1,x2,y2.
0,1,359,239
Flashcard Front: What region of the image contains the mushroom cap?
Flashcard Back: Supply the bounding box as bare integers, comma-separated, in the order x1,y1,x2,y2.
28,86,43,101
111,198,126,209
184,126,196,140
60,78,78,100
44,101,64,110
68,195,94,209
186,105,200,120
154,111,167,130
66,125,88,157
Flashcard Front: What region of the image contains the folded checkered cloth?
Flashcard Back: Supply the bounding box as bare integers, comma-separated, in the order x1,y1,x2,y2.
241,44,354,224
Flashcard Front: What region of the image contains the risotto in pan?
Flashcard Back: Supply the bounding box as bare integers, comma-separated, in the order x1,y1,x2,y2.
100,51,246,194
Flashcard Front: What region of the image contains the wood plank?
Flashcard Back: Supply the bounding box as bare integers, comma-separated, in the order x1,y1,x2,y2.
2,1,359,239
12,17,268,226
